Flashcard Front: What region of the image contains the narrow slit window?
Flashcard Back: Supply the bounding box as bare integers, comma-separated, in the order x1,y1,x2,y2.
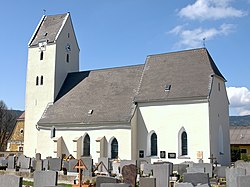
40,51,44,60
40,76,43,85
66,54,69,63
36,76,39,85
165,84,171,91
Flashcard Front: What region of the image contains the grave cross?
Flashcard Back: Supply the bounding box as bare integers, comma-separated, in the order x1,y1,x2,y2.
208,154,217,164
72,159,88,187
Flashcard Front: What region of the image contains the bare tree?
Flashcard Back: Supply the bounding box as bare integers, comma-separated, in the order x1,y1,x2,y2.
0,100,16,151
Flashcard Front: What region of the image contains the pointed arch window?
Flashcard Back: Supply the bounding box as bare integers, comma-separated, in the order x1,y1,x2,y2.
181,131,188,156
40,76,43,85
40,51,44,60
36,76,39,85
111,138,118,159
151,133,157,156
83,134,90,156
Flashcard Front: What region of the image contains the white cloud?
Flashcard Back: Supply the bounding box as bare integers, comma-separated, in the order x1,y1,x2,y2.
178,0,247,21
168,24,235,49
227,87,250,115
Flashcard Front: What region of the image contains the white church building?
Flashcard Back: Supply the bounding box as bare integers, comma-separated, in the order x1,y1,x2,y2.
24,13,230,165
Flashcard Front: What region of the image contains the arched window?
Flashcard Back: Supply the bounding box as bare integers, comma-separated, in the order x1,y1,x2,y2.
40,51,44,60
181,131,188,156
66,54,69,63
111,138,118,159
36,76,39,85
151,133,157,156
83,134,90,156
40,76,43,85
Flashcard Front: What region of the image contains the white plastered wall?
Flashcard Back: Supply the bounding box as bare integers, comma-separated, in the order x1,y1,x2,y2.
24,14,79,157
36,126,131,163
208,76,230,166
24,45,57,157
136,101,211,164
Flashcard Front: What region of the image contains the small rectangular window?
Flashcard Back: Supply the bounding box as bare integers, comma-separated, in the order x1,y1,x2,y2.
165,84,171,91
218,83,221,91
241,149,247,154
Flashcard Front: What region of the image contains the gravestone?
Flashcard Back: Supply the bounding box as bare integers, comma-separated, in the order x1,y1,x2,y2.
173,164,188,176
183,173,210,186
214,166,227,178
68,159,78,172
49,158,62,171
43,159,49,170
62,160,69,171
6,155,16,171
0,174,23,187
122,164,137,187
154,161,173,176
120,160,136,173
140,177,156,187
36,153,41,160
96,176,119,187
152,163,170,187
193,163,213,178
81,156,93,177
0,157,7,166
17,154,25,167
20,156,31,169
186,167,205,174
34,170,58,187
237,175,250,187
175,183,194,187
31,157,36,169
225,167,246,187
235,161,250,175
140,163,153,176
35,160,43,171
101,184,131,187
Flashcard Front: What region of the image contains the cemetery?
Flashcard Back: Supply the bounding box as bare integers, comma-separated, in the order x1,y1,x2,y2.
1,153,250,186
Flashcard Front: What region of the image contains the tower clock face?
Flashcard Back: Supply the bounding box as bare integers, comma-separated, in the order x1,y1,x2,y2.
65,44,71,52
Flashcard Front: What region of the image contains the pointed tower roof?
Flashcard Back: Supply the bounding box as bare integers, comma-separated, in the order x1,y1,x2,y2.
29,13,68,46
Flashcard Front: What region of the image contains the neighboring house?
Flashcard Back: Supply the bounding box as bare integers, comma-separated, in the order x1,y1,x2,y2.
24,13,230,165
230,126,250,161
6,112,25,152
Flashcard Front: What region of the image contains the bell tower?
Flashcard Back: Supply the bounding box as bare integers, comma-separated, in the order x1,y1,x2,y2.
24,13,79,157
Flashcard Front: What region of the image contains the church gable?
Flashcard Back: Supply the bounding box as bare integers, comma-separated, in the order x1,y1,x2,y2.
29,13,68,47
134,48,225,103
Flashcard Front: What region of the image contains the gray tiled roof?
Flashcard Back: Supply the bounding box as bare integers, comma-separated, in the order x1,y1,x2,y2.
134,48,225,102
38,48,225,126
38,65,144,125
230,126,250,144
29,13,68,46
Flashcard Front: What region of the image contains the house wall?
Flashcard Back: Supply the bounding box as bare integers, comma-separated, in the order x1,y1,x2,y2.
7,120,24,152
36,125,131,163
136,100,211,164
24,14,79,157
209,76,230,166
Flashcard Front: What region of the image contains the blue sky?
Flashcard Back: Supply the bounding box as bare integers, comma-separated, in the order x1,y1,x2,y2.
0,0,249,115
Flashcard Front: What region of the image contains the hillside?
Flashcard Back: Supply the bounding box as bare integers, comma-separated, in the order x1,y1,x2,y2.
230,115,250,126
